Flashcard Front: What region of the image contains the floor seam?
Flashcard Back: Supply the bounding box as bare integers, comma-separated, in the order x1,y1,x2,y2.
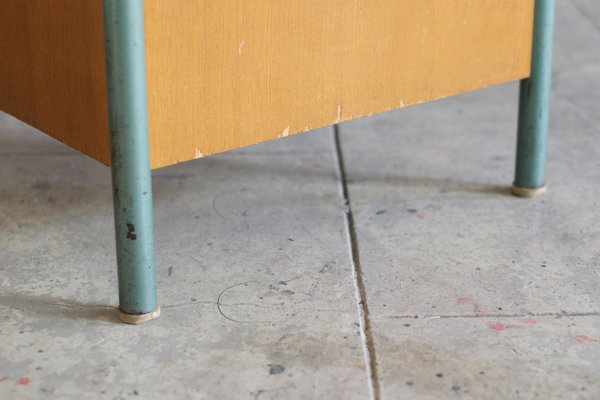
331,124,381,400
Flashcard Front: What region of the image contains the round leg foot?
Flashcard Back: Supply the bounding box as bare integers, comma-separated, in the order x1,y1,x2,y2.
511,184,547,198
118,307,161,325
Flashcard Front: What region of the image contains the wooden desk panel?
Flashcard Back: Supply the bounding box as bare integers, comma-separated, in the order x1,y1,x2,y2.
0,0,534,169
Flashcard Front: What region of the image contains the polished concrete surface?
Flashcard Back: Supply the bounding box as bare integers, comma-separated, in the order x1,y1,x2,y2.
1,2,599,399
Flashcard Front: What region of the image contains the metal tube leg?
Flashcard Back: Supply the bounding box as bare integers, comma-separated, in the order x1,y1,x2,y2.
513,0,555,198
103,0,159,324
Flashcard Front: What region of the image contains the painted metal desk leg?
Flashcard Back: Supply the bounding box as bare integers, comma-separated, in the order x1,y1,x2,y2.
513,0,555,198
103,0,159,324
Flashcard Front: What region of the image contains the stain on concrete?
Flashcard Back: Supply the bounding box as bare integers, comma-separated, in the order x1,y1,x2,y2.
269,365,285,375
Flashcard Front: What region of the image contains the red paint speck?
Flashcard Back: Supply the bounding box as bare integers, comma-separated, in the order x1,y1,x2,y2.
18,377,30,385
415,212,425,220
521,317,538,325
457,297,474,305
487,321,521,332
574,335,600,344
0,377,9,383
487,322,506,332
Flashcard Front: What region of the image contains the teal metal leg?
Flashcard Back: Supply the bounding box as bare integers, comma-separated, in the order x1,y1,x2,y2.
103,0,159,324
513,0,555,198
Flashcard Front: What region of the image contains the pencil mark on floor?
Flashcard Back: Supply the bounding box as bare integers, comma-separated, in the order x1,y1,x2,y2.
216,281,273,324
211,194,230,221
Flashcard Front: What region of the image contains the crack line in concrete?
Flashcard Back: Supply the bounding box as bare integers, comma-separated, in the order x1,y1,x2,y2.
569,0,600,33
378,311,600,321
331,124,381,400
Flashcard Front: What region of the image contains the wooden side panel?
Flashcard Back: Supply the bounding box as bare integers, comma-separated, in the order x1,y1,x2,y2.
144,0,535,169
0,0,110,165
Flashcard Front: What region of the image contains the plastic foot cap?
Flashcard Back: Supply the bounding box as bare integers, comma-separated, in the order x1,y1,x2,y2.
511,184,547,198
118,307,161,325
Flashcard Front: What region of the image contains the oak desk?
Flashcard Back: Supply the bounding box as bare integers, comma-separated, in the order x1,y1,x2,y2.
0,0,555,323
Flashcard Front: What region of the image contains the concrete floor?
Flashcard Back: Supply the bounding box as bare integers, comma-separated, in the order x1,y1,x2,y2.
1,2,599,399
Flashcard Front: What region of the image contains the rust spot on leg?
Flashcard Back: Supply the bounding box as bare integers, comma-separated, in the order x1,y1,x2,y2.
126,223,137,240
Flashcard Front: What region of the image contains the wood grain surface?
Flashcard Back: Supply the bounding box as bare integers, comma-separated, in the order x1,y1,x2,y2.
0,0,110,164
0,1,534,169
